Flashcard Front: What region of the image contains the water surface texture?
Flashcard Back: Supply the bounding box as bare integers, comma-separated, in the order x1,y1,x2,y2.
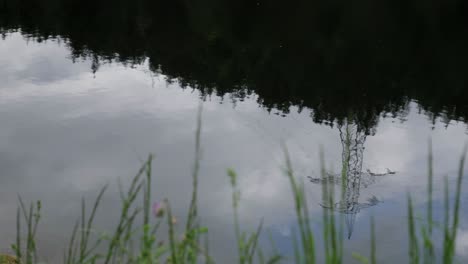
1,1,468,262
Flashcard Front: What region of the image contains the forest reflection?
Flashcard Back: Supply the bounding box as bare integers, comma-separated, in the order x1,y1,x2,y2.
1,0,467,131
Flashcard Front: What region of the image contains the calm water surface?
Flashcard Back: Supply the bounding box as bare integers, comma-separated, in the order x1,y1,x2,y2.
1,1,468,262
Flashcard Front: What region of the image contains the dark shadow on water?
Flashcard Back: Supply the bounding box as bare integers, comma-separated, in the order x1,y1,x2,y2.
1,0,468,132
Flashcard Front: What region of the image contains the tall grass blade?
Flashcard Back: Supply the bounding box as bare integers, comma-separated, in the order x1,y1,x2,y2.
246,219,264,263
79,185,107,262
283,144,315,264
443,176,451,263
370,216,376,264
166,199,179,264
65,220,79,264
186,103,202,233
445,144,467,263
407,195,419,264
102,159,148,264
14,208,21,261
451,145,466,239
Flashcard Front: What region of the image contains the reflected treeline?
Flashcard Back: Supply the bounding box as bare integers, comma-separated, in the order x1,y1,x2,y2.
1,0,468,131
309,121,394,239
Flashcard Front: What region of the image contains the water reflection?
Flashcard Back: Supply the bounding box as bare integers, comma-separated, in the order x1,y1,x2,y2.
1,0,468,262
1,0,468,129
0,34,467,262
309,121,394,239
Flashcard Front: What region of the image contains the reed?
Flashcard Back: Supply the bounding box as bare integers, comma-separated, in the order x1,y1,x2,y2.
4,120,467,264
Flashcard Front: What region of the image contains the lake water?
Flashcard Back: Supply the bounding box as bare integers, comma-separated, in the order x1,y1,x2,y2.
1,1,468,263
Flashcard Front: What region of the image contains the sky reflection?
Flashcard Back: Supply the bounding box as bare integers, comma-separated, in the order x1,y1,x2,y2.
0,33,467,263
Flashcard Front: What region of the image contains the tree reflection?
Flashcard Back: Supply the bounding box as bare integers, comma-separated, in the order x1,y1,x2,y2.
1,0,468,129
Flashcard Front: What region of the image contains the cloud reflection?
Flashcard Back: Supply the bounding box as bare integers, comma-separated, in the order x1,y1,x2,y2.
0,33,467,262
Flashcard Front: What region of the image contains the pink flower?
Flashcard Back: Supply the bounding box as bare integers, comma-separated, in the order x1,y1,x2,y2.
152,201,165,218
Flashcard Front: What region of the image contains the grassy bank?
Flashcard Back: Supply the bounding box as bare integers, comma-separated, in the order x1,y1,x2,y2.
2,109,466,264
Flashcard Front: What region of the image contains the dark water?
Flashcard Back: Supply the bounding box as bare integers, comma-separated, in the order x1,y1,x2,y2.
1,0,468,262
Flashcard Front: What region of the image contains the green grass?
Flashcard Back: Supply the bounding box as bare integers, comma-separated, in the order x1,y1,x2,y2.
3,114,467,263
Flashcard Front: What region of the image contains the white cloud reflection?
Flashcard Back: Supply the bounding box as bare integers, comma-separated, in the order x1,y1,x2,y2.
1,32,468,262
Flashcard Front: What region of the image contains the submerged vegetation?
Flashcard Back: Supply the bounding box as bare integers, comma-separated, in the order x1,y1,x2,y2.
1,109,466,264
